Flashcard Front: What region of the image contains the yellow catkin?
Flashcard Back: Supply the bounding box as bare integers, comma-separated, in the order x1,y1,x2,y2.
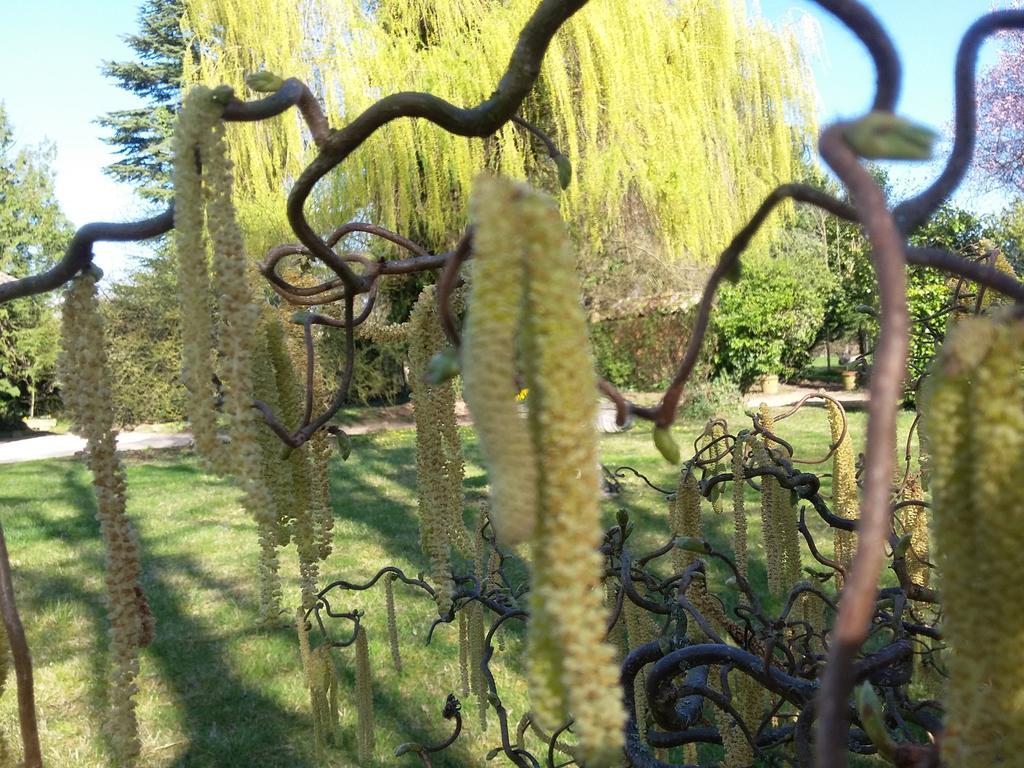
669,466,703,573
409,285,469,615
518,178,626,766
174,86,226,471
923,314,1024,766
174,86,283,622
60,272,148,764
776,481,802,591
698,419,728,514
296,610,338,753
722,669,762,768
605,577,627,663
756,404,785,596
265,317,320,610
463,176,625,765
900,474,929,589
624,598,660,741
385,574,402,673
458,608,470,699
468,601,488,730
354,625,375,764
826,399,858,582
461,182,538,547
732,433,749,580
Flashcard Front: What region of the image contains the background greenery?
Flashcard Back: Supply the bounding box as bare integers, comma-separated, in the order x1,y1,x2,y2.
0,407,917,766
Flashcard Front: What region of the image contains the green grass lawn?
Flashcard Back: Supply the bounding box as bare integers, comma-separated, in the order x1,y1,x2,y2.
0,405,919,766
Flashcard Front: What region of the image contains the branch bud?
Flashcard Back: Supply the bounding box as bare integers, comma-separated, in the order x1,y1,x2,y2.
246,71,285,93
554,153,572,190
653,425,680,465
424,347,460,385
842,112,937,161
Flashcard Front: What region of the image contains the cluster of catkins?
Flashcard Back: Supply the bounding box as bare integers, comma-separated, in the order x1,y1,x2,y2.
173,86,331,621
407,285,471,616
59,271,154,764
825,399,858,582
462,175,625,766
922,311,1024,766
754,404,802,597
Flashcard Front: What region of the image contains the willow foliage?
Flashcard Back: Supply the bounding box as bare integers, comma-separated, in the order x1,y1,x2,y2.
181,0,816,299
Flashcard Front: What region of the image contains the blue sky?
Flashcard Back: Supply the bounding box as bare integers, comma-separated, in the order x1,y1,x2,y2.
0,1,1018,279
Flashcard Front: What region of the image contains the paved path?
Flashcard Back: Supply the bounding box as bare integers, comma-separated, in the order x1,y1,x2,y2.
742,385,869,410
1,387,867,465
0,431,194,465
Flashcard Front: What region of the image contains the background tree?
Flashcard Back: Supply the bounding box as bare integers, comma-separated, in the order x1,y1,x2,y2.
180,0,818,312
97,0,190,424
0,104,72,427
976,27,1024,194
98,0,187,203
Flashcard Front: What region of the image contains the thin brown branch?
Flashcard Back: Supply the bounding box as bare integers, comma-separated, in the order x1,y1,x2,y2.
815,123,910,768
0,523,42,768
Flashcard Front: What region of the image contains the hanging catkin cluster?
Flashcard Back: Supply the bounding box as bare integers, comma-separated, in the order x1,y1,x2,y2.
826,399,858,580
408,285,471,616
462,175,625,766
922,312,1024,767
59,271,153,764
754,404,796,596
721,669,763,768
624,598,660,741
174,86,283,622
354,624,376,764
296,610,339,754
731,433,749,580
900,474,929,589
384,574,402,673
669,466,703,573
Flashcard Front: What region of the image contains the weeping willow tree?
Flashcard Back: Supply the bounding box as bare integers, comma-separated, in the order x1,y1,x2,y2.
180,0,817,309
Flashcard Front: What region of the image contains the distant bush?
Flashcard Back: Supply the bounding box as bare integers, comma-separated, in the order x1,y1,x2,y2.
678,374,743,421
590,304,711,391
712,255,832,390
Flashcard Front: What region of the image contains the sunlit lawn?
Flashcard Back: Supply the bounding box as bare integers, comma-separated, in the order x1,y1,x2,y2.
0,404,918,766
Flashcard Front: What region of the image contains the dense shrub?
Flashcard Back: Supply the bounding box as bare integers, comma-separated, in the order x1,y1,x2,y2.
101,252,187,425
590,305,711,391
712,255,832,389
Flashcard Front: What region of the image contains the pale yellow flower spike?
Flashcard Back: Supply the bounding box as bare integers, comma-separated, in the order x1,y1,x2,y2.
731,434,749,580
354,625,376,764
409,285,469,616
515,178,626,767
900,474,929,589
175,85,284,622
721,669,762,768
465,175,624,763
669,467,703,573
385,574,402,673
173,87,226,471
826,399,858,582
755,404,785,596
462,176,539,547
924,313,1024,766
60,272,148,765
